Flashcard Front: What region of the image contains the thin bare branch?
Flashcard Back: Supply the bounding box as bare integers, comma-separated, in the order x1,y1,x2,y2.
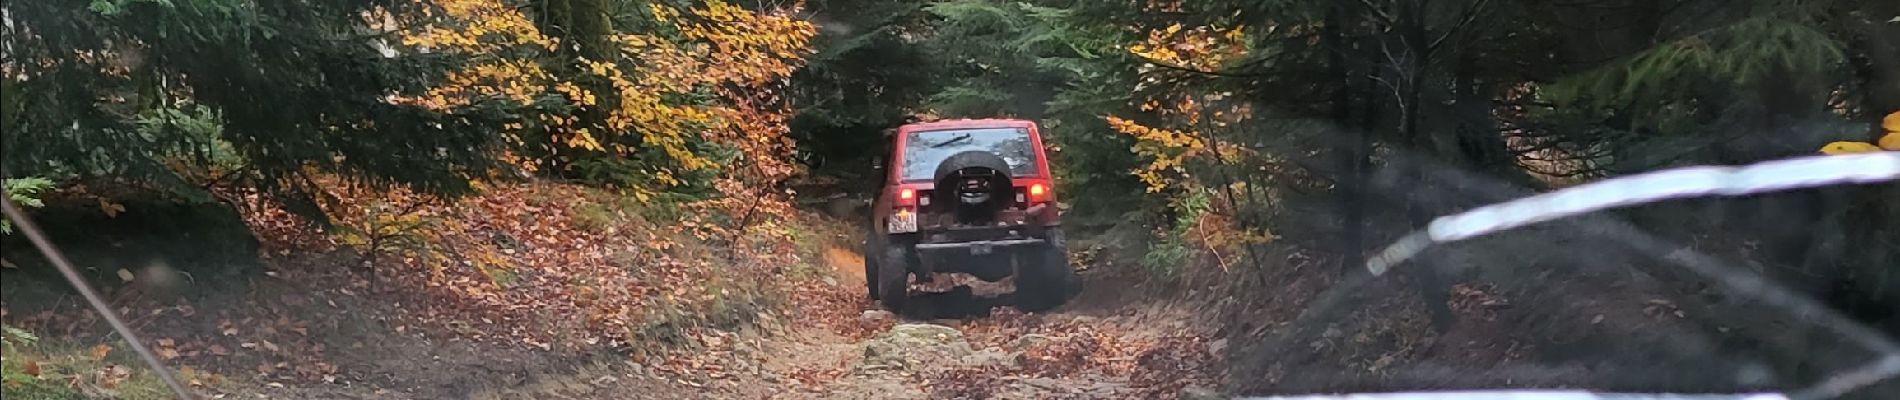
1426,0,1491,56
1354,0,1400,27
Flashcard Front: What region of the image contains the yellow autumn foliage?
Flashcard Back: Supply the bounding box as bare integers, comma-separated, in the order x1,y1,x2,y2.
1107,112,1253,193
1885,110,1900,134
1112,23,1259,193
1109,116,1204,192
1820,141,1883,155
1817,110,1900,154
392,0,814,185
1127,23,1248,71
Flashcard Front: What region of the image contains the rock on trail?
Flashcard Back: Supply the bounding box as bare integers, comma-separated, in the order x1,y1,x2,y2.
861,324,976,370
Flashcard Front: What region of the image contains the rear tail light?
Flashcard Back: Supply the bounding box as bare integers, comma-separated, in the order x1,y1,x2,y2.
890,188,920,233
898,188,916,206
1028,183,1050,203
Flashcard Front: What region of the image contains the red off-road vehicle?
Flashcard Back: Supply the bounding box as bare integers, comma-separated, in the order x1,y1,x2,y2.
864,119,1076,312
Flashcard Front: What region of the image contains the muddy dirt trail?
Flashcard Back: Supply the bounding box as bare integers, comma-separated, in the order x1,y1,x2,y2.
474,247,1218,399
186,246,1221,400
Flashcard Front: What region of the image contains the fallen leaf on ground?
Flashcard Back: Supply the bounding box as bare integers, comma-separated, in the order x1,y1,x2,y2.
90,344,113,360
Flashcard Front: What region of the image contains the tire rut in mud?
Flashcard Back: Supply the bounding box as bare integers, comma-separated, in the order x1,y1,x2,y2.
793,264,1221,399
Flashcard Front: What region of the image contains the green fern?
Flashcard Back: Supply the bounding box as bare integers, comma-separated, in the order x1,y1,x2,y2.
1,177,57,234
1,325,38,348
1548,16,1844,113
919,0,1128,116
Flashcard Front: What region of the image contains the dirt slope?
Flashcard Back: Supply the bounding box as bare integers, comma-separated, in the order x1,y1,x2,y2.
3,242,1217,400
454,247,1220,400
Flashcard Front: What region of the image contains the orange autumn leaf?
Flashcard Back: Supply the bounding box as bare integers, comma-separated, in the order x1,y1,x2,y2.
98,199,126,218
90,344,113,360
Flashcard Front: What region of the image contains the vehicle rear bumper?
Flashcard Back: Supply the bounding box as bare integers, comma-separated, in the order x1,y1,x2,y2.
914,238,1046,255
909,237,1047,281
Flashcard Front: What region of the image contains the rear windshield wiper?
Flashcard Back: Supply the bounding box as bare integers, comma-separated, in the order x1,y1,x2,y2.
930,133,973,148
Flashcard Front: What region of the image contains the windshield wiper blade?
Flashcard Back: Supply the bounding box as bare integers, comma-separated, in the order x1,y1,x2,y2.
931,134,973,148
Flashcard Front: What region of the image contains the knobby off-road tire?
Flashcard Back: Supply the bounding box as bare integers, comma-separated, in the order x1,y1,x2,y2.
877,243,914,312
1015,227,1076,312
863,233,881,300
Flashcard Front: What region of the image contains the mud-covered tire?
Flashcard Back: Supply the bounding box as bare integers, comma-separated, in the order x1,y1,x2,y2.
876,243,913,312
1015,228,1075,312
863,239,881,300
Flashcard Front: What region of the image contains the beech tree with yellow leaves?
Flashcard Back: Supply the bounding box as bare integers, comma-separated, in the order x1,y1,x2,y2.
394,0,813,192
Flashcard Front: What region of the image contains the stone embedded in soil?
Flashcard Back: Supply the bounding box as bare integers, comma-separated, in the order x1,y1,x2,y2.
1207,338,1229,355
860,324,973,370
1180,386,1224,400
1019,377,1066,391
860,309,895,323
990,376,1129,399
959,347,1019,368
1010,333,1054,350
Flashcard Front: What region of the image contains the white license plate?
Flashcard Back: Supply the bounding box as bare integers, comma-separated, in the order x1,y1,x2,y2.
888,210,918,233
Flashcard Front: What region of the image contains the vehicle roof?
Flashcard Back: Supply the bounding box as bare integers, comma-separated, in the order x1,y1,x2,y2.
899,118,1036,132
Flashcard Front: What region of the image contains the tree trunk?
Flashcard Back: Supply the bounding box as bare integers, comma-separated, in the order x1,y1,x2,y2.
1398,0,1456,332
1328,0,1369,277
538,0,624,164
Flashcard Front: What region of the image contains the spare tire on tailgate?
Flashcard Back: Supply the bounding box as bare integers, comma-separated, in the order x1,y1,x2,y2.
931,150,1015,225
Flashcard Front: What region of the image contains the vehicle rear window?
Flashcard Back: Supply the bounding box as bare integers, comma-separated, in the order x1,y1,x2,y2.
901,127,1038,180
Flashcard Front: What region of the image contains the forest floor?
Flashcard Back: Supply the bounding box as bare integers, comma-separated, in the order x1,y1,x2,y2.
0,182,1221,399
2,246,1219,400
8,182,1897,400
